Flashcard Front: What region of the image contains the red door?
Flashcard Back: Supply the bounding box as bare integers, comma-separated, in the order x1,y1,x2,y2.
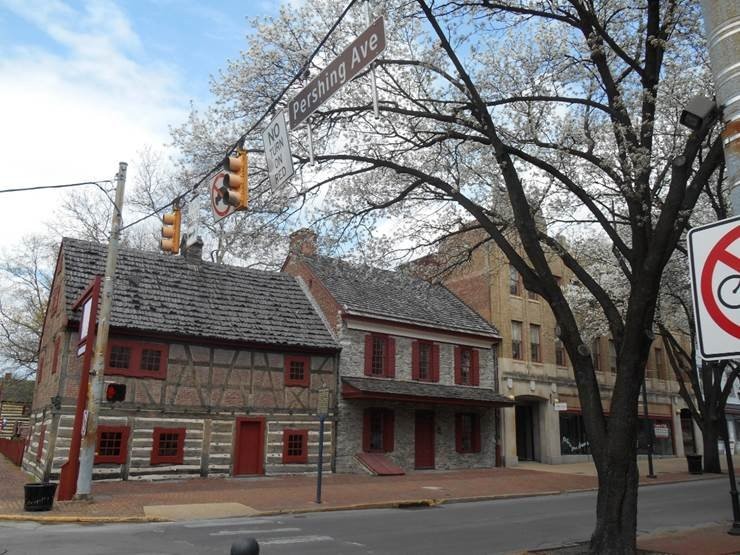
234,418,264,475
415,411,435,469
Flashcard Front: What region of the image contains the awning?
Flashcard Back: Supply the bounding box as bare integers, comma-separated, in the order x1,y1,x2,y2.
342,376,515,408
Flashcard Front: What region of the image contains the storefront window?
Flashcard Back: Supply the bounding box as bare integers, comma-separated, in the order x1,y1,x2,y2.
559,412,591,455
637,418,673,456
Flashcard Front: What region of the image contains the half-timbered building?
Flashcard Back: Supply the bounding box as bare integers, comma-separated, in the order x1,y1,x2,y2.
283,230,513,474
24,237,339,482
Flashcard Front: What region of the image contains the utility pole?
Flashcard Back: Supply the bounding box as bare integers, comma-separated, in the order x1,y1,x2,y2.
75,162,127,499
700,1,740,534
701,1,740,215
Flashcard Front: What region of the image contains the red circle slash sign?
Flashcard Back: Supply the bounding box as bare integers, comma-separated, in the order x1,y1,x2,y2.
701,225,740,338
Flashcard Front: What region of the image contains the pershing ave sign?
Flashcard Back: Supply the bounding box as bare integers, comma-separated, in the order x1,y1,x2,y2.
288,17,386,128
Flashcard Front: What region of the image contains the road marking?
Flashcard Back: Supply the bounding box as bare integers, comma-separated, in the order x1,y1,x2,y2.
209,527,301,536
259,535,334,545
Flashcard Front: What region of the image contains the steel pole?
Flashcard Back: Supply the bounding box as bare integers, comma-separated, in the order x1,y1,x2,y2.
641,379,657,478
722,416,740,534
316,415,325,504
700,1,740,215
75,162,127,498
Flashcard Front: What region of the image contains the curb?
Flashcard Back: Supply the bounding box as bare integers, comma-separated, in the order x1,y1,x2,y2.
0,474,723,525
0,514,165,524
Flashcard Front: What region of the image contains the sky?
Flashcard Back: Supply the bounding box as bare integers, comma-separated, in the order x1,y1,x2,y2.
0,0,293,250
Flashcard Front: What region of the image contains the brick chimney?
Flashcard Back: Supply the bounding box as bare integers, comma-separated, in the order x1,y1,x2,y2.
181,235,204,261
289,229,317,256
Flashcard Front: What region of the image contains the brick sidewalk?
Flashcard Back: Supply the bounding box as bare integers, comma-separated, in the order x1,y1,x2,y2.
0,453,719,521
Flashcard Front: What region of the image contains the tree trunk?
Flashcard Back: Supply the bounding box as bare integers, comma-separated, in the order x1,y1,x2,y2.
590,429,639,553
703,420,722,474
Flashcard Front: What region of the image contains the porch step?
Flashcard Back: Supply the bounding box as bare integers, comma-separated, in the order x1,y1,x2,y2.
355,452,405,476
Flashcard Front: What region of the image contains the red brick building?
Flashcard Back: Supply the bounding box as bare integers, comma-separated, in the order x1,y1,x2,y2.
24,237,338,482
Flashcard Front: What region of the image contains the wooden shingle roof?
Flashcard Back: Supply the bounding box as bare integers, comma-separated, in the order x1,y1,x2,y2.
61,238,338,351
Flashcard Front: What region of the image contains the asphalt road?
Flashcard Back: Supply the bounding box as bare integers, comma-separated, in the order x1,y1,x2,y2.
0,478,733,555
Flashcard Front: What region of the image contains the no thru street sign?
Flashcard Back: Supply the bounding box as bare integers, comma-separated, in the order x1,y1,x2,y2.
688,215,740,360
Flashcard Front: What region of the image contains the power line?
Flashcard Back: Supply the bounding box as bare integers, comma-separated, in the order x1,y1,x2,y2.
119,0,360,232
0,181,112,194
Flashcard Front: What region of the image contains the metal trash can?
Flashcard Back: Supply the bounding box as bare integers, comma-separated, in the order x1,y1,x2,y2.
24,482,57,511
686,454,703,475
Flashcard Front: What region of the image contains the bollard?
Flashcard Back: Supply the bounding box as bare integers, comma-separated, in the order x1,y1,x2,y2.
230,537,259,555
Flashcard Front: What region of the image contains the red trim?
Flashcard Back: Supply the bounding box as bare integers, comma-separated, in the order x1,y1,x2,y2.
52,336,60,374
284,355,310,387
383,410,395,452
233,416,265,475
345,314,500,343
431,343,440,382
471,349,480,386
455,413,481,453
282,429,309,463
454,346,462,384
94,425,130,465
105,339,168,379
150,427,185,465
362,409,372,451
342,382,513,407
386,337,396,378
36,424,46,462
364,335,373,376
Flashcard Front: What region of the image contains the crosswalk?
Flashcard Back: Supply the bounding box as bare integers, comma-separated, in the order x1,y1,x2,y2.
182,515,361,553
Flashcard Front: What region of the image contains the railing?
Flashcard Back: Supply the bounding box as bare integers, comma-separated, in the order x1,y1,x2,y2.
0,437,25,466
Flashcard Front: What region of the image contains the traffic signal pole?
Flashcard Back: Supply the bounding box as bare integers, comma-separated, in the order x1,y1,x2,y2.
75,162,127,499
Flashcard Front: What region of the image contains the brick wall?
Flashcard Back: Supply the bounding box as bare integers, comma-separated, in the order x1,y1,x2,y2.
282,256,341,335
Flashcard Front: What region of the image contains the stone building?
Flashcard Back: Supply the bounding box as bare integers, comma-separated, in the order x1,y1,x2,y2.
282,230,513,474
415,232,691,466
23,237,339,483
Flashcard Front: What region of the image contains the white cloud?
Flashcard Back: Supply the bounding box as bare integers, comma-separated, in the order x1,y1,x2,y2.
0,0,188,246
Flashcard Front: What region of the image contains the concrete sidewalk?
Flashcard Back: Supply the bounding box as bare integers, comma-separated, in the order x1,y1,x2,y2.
2,454,738,554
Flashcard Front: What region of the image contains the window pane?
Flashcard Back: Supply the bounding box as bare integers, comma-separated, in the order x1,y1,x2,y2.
461,414,473,452
372,337,385,375
560,413,591,455
609,340,617,373
530,325,541,362
140,348,162,371
99,431,122,457
158,432,180,457
109,346,131,369
555,330,566,367
591,339,601,371
512,321,522,360
509,266,520,296
418,343,431,380
460,348,472,385
289,360,305,381
287,433,304,457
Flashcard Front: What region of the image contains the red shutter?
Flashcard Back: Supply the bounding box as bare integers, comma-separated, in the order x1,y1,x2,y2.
454,346,461,385
411,341,420,380
431,343,440,382
383,410,395,452
454,414,463,453
362,409,371,452
471,349,480,386
472,414,481,453
386,337,396,378
364,335,373,376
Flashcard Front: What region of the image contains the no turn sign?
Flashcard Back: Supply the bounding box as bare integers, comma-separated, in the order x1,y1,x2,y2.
688,215,740,360
210,173,235,223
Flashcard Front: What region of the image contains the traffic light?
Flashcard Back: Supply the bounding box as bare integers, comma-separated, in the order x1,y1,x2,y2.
104,382,126,403
161,206,181,254
221,148,248,210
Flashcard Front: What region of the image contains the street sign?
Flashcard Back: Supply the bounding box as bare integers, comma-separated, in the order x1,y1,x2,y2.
317,386,330,417
210,173,235,223
262,111,294,191
288,17,386,128
688,215,740,360
553,402,568,411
